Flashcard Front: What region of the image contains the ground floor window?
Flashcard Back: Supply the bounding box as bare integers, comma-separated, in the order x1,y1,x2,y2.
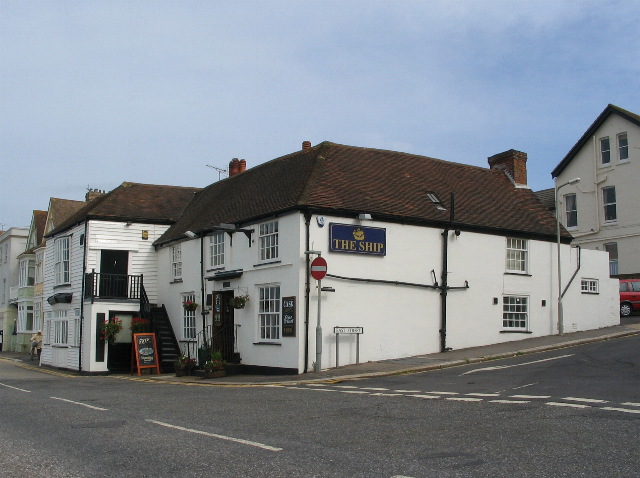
52,310,69,345
182,293,197,340
581,279,599,294
259,285,280,341
502,296,528,330
17,303,34,333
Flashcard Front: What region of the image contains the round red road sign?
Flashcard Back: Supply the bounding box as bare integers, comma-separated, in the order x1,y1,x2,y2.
310,256,327,280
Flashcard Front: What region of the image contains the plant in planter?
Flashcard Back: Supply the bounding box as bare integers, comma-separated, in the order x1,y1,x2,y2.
203,351,225,379
101,318,123,344
129,317,150,334
229,294,249,309
182,300,199,311
174,354,196,377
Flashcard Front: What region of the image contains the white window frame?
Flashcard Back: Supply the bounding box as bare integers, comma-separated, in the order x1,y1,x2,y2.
182,293,196,340
564,193,577,228
72,309,81,346
19,258,35,287
259,221,279,261
581,278,599,294
33,300,42,333
505,238,528,274
209,232,225,268
600,136,610,164
604,242,618,276
617,132,628,161
54,236,70,285
171,245,182,280
258,284,281,341
17,303,35,333
35,250,44,283
502,295,528,331
52,310,69,345
602,186,617,223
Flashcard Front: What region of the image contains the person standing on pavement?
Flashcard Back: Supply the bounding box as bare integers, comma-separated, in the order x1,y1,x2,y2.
30,331,43,361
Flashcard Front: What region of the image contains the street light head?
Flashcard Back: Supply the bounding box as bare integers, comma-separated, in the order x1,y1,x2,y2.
568,177,581,185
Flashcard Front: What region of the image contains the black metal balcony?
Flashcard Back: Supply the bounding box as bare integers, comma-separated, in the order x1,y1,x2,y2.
84,271,143,302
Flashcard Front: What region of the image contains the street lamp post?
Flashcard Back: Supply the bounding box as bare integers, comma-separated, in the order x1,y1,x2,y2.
555,177,580,335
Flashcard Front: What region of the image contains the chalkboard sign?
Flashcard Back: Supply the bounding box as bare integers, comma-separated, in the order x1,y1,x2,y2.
282,296,296,337
131,333,161,376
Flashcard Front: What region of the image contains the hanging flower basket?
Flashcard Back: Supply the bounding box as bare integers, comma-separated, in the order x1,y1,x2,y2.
182,300,199,312
101,318,123,344
229,295,249,309
130,317,149,334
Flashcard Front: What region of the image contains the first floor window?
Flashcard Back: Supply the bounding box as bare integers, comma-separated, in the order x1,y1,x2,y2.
259,221,279,261
259,285,280,340
182,293,196,339
600,137,610,164
506,238,528,273
54,236,70,285
17,304,34,332
209,232,225,267
502,296,528,330
618,132,628,161
52,310,69,345
602,186,617,222
564,193,577,228
581,279,599,294
604,243,618,276
172,245,182,280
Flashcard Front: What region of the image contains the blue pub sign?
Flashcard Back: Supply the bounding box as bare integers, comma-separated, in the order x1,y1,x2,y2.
329,223,386,256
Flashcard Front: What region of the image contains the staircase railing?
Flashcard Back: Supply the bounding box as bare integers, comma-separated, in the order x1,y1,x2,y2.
195,324,235,366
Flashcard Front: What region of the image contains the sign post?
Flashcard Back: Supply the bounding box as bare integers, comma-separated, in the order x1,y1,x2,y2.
310,256,327,373
131,333,161,376
334,327,363,367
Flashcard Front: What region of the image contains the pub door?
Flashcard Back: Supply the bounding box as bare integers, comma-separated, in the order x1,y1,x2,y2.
106,311,134,372
211,291,235,361
100,250,129,298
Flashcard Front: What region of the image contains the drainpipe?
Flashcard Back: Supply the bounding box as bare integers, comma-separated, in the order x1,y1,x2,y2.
303,211,311,373
78,221,88,373
439,193,455,353
199,234,207,346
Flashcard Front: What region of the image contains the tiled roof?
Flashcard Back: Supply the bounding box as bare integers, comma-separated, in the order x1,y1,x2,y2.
46,182,201,237
156,142,564,245
552,104,640,177
534,188,556,211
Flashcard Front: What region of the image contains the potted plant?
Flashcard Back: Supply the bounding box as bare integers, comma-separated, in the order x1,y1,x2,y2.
203,351,225,379
101,318,123,344
130,317,150,334
229,294,249,309
182,300,199,312
174,354,196,377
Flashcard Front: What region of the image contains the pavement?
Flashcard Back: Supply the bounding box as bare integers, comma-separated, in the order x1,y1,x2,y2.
3,317,639,386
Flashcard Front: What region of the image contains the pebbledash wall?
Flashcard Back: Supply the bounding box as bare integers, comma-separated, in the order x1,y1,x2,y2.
41,220,169,372
157,211,618,374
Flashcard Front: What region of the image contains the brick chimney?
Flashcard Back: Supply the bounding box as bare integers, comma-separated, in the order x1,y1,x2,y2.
228,158,240,177
302,140,311,150
488,149,527,186
85,188,106,202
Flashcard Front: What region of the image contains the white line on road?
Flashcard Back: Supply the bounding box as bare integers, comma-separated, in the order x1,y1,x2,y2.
334,385,359,389
461,354,574,375
466,393,500,397
147,419,283,451
601,407,640,415
546,402,590,409
339,390,370,394
362,387,390,391
510,395,551,399
446,397,483,402
0,382,31,392
561,397,608,404
489,400,531,404
621,402,640,407
394,390,422,393
50,397,108,411
426,391,459,395
406,394,442,399
511,382,538,390
371,393,403,397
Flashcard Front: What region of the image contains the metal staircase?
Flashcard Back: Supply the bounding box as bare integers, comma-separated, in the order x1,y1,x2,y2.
139,286,180,373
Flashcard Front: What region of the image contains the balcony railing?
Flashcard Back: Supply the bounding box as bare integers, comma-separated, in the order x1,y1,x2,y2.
84,271,143,302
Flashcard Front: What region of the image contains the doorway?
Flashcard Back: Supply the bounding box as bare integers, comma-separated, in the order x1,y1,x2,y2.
106,311,134,372
100,250,129,298
211,291,236,361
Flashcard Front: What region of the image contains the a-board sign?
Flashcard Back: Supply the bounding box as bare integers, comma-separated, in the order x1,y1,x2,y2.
131,333,161,376
334,327,363,334
282,296,296,337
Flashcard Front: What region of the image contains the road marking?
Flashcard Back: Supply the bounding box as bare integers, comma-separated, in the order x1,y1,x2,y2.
466,393,500,397
406,394,441,399
362,387,390,391
601,407,640,415
561,397,608,404
51,397,108,411
546,402,590,409
446,397,483,402
621,402,640,407
371,393,403,397
512,382,538,390
427,391,459,395
306,383,327,387
339,390,369,394
334,385,359,389
461,354,574,375
394,390,421,393
0,382,31,392
147,419,283,451
510,394,551,399
490,399,531,404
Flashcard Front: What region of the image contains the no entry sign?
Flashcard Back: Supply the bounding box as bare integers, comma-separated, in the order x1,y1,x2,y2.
310,256,327,280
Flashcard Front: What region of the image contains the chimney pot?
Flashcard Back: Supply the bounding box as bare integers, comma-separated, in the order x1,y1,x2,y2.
302,140,311,150
488,149,527,186
229,158,240,177
238,159,246,173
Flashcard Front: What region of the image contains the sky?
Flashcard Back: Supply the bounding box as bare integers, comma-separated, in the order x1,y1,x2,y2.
1,0,639,229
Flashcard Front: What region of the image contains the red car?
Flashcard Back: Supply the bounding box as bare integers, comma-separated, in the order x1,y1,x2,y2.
619,279,640,317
